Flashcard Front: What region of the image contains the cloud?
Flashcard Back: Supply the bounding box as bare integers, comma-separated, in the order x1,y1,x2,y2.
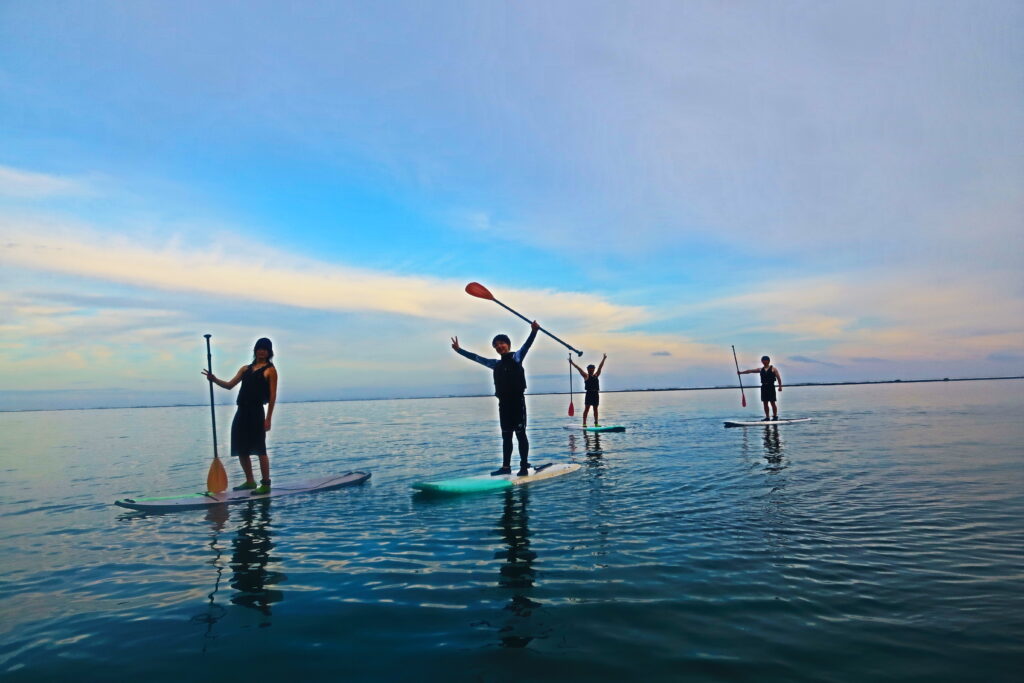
0,165,91,198
651,351,672,356
986,351,1024,363
0,218,649,332
788,355,843,368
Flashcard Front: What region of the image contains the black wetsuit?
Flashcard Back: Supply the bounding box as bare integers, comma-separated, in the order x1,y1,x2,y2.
230,362,273,457
759,366,777,403
455,329,538,469
584,375,600,407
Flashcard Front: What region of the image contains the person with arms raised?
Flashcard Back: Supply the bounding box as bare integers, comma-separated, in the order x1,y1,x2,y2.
452,321,540,476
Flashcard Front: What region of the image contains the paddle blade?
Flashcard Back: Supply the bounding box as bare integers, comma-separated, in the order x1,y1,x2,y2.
465,282,494,300
741,394,747,408
568,400,575,417
206,456,228,493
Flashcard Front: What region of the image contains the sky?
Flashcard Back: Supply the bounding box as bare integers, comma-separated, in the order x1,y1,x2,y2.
1,1,1022,410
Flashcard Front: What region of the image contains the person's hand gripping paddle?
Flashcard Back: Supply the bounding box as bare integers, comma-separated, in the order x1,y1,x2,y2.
464,282,584,356
203,334,228,493
731,345,747,408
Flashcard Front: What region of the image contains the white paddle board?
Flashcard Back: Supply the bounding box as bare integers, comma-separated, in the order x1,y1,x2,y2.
412,462,580,495
115,472,371,512
724,418,812,428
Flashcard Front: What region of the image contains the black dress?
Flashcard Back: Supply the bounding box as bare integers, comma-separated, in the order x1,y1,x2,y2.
230,363,272,457
759,366,777,402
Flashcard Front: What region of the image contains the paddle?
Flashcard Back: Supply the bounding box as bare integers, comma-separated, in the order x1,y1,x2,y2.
464,282,584,356
731,345,747,408
567,354,575,417
204,334,228,493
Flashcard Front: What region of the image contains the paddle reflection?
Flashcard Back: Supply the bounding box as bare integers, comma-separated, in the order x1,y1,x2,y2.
192,505,230,652
494,487,543,648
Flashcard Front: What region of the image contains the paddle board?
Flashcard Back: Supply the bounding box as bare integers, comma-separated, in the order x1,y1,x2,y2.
115,472,371,512
724,418,812,428
412,462,580,495
562,424,627,433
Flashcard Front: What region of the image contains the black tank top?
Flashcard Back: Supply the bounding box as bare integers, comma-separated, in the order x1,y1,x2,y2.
493,353,527,399
759,366,774,386
237,362,273,406
585,375,600,393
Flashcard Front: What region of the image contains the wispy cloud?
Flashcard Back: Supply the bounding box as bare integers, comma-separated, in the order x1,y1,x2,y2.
789,355,844,368
0,218,649,331
0,165,91,198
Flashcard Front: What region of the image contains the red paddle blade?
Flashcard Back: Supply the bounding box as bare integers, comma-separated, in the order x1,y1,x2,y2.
741,395,747,408
568,401,575,417
465,282,494,300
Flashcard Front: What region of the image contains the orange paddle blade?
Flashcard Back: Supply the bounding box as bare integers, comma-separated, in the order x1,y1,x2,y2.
568,400,575,417
206,456,228,493
465,282,494,300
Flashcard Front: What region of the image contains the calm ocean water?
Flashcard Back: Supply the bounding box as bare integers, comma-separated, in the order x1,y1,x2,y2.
0,380,1022,682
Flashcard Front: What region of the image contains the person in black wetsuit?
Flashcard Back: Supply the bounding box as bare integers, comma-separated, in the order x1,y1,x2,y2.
202,337,279,494
570,353,607,427
738,355,783,421
451,321,540,476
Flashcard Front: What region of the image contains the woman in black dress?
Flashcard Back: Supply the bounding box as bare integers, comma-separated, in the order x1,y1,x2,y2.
203,337,279,494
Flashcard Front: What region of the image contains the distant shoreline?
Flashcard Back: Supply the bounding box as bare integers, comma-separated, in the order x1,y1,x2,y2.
2,375,1021,413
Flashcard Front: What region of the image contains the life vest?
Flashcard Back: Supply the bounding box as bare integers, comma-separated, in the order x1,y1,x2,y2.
759,366,774,386
585,375,600,393
493,353,527,398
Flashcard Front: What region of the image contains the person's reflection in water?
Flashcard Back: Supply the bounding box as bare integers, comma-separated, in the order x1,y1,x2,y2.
193,505,230,652
494,487,543,648
229,499,286,625
762,425,785,470
584,432,603,457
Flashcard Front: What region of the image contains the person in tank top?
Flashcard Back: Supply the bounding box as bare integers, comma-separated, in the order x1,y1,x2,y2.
451,321,540,477
202,337,279,494
570,353,607,427
738,355,782,421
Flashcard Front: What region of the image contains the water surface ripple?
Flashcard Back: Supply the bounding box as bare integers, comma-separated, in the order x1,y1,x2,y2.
1,381,1022,681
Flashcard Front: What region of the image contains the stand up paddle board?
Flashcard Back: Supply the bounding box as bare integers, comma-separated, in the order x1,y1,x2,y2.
412,462,580,495
724,418,812,428
562,424,627,433
115,472,371,512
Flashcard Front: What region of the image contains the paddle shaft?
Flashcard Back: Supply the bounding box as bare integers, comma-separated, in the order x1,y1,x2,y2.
491,297,583,356
731,345,747,407
204,335,219,458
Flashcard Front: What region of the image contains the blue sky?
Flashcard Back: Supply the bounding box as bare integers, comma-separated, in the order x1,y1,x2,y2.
1,1,1022,409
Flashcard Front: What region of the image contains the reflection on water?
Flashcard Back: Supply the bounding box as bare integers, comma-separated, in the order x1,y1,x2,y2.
191,499,284,647
763,425,784,469
567,432,603,457
494,488,542,648
191,505,230,651
229,500,284,621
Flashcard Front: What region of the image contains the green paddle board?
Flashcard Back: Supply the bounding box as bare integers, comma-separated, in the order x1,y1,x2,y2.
412,462,580,495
